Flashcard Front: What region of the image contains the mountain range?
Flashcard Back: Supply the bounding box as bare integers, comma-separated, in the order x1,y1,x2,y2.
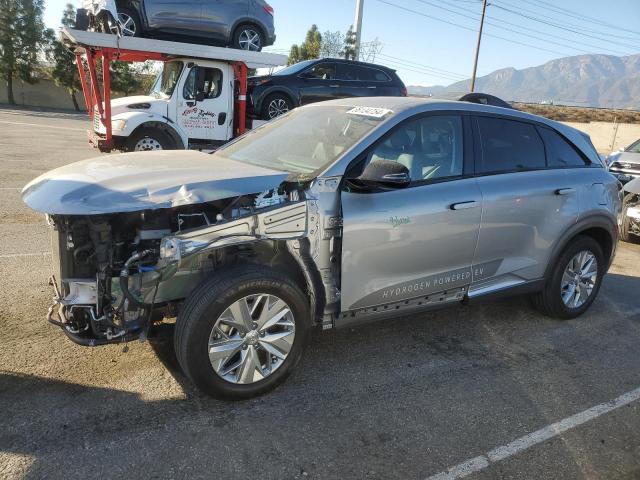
407,54,640,109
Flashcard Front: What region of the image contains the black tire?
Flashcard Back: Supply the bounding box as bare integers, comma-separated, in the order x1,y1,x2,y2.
115,7,141,37
531,235,605,319
125,128,176,152
261,93,294,120
75,9,90,31
232,24,265,51
174,265,311,399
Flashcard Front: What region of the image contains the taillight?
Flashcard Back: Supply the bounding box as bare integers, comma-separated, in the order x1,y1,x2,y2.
400,86,407,97
263,2,274,15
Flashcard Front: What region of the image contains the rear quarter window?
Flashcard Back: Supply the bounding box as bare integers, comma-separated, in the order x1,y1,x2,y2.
476,116,546,174
537,126,589,167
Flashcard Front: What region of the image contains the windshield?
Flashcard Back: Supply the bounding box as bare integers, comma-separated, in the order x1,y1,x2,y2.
626,139,640,153
272,60,317,76
214,105,392,175
149,61,183,99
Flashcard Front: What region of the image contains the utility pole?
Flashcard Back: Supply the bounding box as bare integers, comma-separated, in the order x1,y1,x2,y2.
470,0,488,92
354,0,364,61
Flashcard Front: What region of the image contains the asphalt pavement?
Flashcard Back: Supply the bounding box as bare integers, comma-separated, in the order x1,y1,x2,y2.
1,106,639,480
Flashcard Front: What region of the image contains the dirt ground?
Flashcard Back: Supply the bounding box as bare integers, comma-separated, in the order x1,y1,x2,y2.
1,107,640,480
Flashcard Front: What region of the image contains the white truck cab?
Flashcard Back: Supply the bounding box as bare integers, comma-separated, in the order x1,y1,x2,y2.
60,28,286,152
97,59,236,151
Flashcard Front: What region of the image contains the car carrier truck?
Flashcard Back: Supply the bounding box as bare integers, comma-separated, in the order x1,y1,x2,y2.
61,28,287,152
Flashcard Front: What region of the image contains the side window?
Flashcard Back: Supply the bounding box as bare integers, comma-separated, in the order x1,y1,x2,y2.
537,126,589,167
183,67,223,100
304,63,335,80
372,69,391,82
477,117,545,173
365,115,464,182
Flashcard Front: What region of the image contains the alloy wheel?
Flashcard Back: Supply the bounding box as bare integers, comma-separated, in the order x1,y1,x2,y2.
238,29,262,51
208,294,295,384
134,137,162,151
110,13,136,36
561,250,598,309
268,98,289,119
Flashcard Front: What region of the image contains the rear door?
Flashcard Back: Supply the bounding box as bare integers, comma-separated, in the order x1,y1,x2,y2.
336,64,390,98
144,0,205,33
201,0,249,39
340,113,482,311
298,62,340,105
469,115,581,296
176,63,233,142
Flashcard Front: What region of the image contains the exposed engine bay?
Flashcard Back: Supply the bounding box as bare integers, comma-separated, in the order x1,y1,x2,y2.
623,191,640,238
46,186,309,345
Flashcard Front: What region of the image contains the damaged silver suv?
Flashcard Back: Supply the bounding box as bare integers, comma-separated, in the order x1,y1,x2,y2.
23,98,620,399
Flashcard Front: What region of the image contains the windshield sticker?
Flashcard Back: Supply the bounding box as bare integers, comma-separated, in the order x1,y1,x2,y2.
346,107,393,118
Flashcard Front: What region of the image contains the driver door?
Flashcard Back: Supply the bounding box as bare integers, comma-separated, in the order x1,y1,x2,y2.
340,114,483,311
176,64,233,142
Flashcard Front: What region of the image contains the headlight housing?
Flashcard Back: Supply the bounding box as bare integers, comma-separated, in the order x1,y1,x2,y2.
111,119,127,131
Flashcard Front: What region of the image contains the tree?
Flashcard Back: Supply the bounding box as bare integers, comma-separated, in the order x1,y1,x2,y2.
343,25,357,61
287,24,322,65
0,0,47,104
48,4,82,110
110,61,143,95
320,31,344,59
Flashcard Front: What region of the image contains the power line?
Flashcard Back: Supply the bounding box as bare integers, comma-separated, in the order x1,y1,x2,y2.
413,0,634,56
491,3,640,51
497,0,640,42
377,58,465,82
524,0,640,37
376,52,467,78
373,0,575,56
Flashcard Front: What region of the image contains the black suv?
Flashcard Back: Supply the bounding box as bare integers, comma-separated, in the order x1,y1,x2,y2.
248,59,407,120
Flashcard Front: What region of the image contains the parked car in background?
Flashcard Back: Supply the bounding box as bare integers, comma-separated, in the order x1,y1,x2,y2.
23,97,619,399
606,138,640,184
77,0,275,51
459,92,514,109
621,177,640,242
248,59,407,120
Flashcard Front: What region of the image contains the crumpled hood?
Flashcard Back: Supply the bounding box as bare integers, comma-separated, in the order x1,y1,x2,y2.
22,150,289,215
608,151,640,166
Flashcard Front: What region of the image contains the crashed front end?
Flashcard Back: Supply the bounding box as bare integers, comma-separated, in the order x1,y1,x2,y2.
623,178,640,240
22,152,317,346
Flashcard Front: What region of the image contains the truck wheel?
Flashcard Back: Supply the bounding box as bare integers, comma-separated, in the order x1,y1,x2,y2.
126,128,176,152
232,24,264,51
174,265,311,399
531,235,604,319
262,93,293,120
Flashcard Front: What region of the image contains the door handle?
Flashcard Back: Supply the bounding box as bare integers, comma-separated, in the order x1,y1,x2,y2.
329,84,340,88
555,188,576,195
450,201,479,210
367,86,377,89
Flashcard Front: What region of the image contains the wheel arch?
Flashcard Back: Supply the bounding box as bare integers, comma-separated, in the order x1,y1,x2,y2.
128,121,186,150
230,19,267,44
256,88,297,114
544,215,617,279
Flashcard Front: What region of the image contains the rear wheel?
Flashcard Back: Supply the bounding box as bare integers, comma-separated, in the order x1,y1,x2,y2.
531,236,604,319
126,128,175,152
174,266,311,399
232,24,264,51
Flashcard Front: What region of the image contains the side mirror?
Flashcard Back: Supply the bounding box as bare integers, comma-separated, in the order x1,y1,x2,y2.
195,67,206,102
356,160,411,189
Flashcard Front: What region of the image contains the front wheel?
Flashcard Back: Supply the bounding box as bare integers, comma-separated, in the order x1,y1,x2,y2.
261,93,293,120
531,235,604,319
174,266,311,399
126,128,176,152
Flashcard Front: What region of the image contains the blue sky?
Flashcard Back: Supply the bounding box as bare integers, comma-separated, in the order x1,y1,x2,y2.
44,0,640,87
